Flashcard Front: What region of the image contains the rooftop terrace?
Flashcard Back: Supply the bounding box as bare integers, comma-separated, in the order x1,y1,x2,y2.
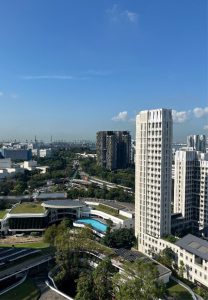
10,202,45,214
0,210,7,219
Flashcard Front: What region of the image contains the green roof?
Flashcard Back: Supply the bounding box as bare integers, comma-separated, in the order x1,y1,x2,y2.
0,210,7,219
95,204,128,220
10,202,45,214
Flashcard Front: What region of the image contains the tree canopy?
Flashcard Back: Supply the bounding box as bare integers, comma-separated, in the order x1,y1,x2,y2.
112,259,165,300
102,228,136,249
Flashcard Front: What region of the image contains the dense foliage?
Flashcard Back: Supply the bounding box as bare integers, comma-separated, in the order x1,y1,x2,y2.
102,228,136,249
157,247,175,270
112,259,165,300
80,158,135,189
0,149,78,195
67,186,134,202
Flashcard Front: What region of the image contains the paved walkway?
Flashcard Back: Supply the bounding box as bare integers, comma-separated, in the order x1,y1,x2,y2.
39,286,66,300
35,275,66,300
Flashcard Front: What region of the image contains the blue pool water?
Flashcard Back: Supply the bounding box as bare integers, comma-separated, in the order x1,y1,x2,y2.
76,218,107,233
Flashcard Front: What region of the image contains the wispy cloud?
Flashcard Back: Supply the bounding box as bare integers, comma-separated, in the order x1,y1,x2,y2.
193,107,208,118
112,111,128,121
124,10,138,23
10,93,19,99
21,75,81,80
21,71,110,81
0,91,3,97
107,4,138,24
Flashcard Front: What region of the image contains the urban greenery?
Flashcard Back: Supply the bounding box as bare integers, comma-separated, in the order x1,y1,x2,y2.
94,204,128,220
0,279,40,300
0,209,7,219
194,287,208,300
0,242,49,248
157,247,175,269
67,186,134,202
80,157,135,189
10,202,45,214
166,280,192,300
102,228,136,249
112,259,165,300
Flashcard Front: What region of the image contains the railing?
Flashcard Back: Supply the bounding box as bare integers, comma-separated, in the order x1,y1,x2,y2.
45,280,74,300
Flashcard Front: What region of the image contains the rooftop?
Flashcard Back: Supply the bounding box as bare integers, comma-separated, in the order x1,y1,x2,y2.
84,198,135,212
0,210,7,219
42,199,85,209
33,193,66,200
175,234,208,261
10,202,45,214
114,248,171,278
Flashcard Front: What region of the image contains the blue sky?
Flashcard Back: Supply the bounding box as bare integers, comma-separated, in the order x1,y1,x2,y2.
0,0,207,142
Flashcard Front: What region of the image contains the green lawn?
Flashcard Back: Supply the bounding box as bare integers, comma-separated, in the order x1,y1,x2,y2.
95,204,128,220
167,280,192,300
0,242,49,248
10,202,45,214
0,279,40,300
0,209,7,219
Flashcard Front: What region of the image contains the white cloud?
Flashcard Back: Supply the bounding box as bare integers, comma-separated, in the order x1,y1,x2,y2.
0,91,3,97
123,10,138,23
112,111,128,121
21,75,90,80
172,110,190,123
107,4,138,23
203,124,208,130
193,107,208,118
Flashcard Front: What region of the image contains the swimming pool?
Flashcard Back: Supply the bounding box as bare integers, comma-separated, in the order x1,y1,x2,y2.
76,218,107,233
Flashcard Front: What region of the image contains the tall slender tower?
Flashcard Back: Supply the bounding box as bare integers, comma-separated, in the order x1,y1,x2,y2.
135,109,172,254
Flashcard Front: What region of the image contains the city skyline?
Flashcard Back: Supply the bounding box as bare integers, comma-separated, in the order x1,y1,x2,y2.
0,0,207,141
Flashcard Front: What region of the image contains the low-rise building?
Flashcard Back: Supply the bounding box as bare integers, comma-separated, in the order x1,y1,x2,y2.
0,198,134,234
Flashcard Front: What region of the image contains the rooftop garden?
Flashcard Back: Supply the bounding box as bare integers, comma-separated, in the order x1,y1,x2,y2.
94,204,128,220
0,209,7,219
10,202,45,214
162,234,179,244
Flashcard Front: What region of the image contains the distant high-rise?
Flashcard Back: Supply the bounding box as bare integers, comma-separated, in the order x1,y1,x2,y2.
174,149,197,228
96,131,131,170
187,135,206,153
135,109,172,253
174,149,208,235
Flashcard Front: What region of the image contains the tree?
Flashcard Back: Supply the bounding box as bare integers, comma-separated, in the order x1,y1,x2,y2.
157,247,175,269
44,224,57,246
75,272,94,300
102,228,136,249
113,259,165,300
93,258,115,300
178,260,185,278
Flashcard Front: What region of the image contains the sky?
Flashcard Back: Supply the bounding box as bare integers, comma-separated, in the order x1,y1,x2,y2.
0,0,207,142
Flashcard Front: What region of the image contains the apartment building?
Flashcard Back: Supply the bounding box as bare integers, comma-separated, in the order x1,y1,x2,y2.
174,149,208,236
187,135,206,153
135,108,173,253
96,131,131,170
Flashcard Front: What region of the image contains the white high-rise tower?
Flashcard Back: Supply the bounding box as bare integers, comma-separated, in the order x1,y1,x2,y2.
135,108,172,254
